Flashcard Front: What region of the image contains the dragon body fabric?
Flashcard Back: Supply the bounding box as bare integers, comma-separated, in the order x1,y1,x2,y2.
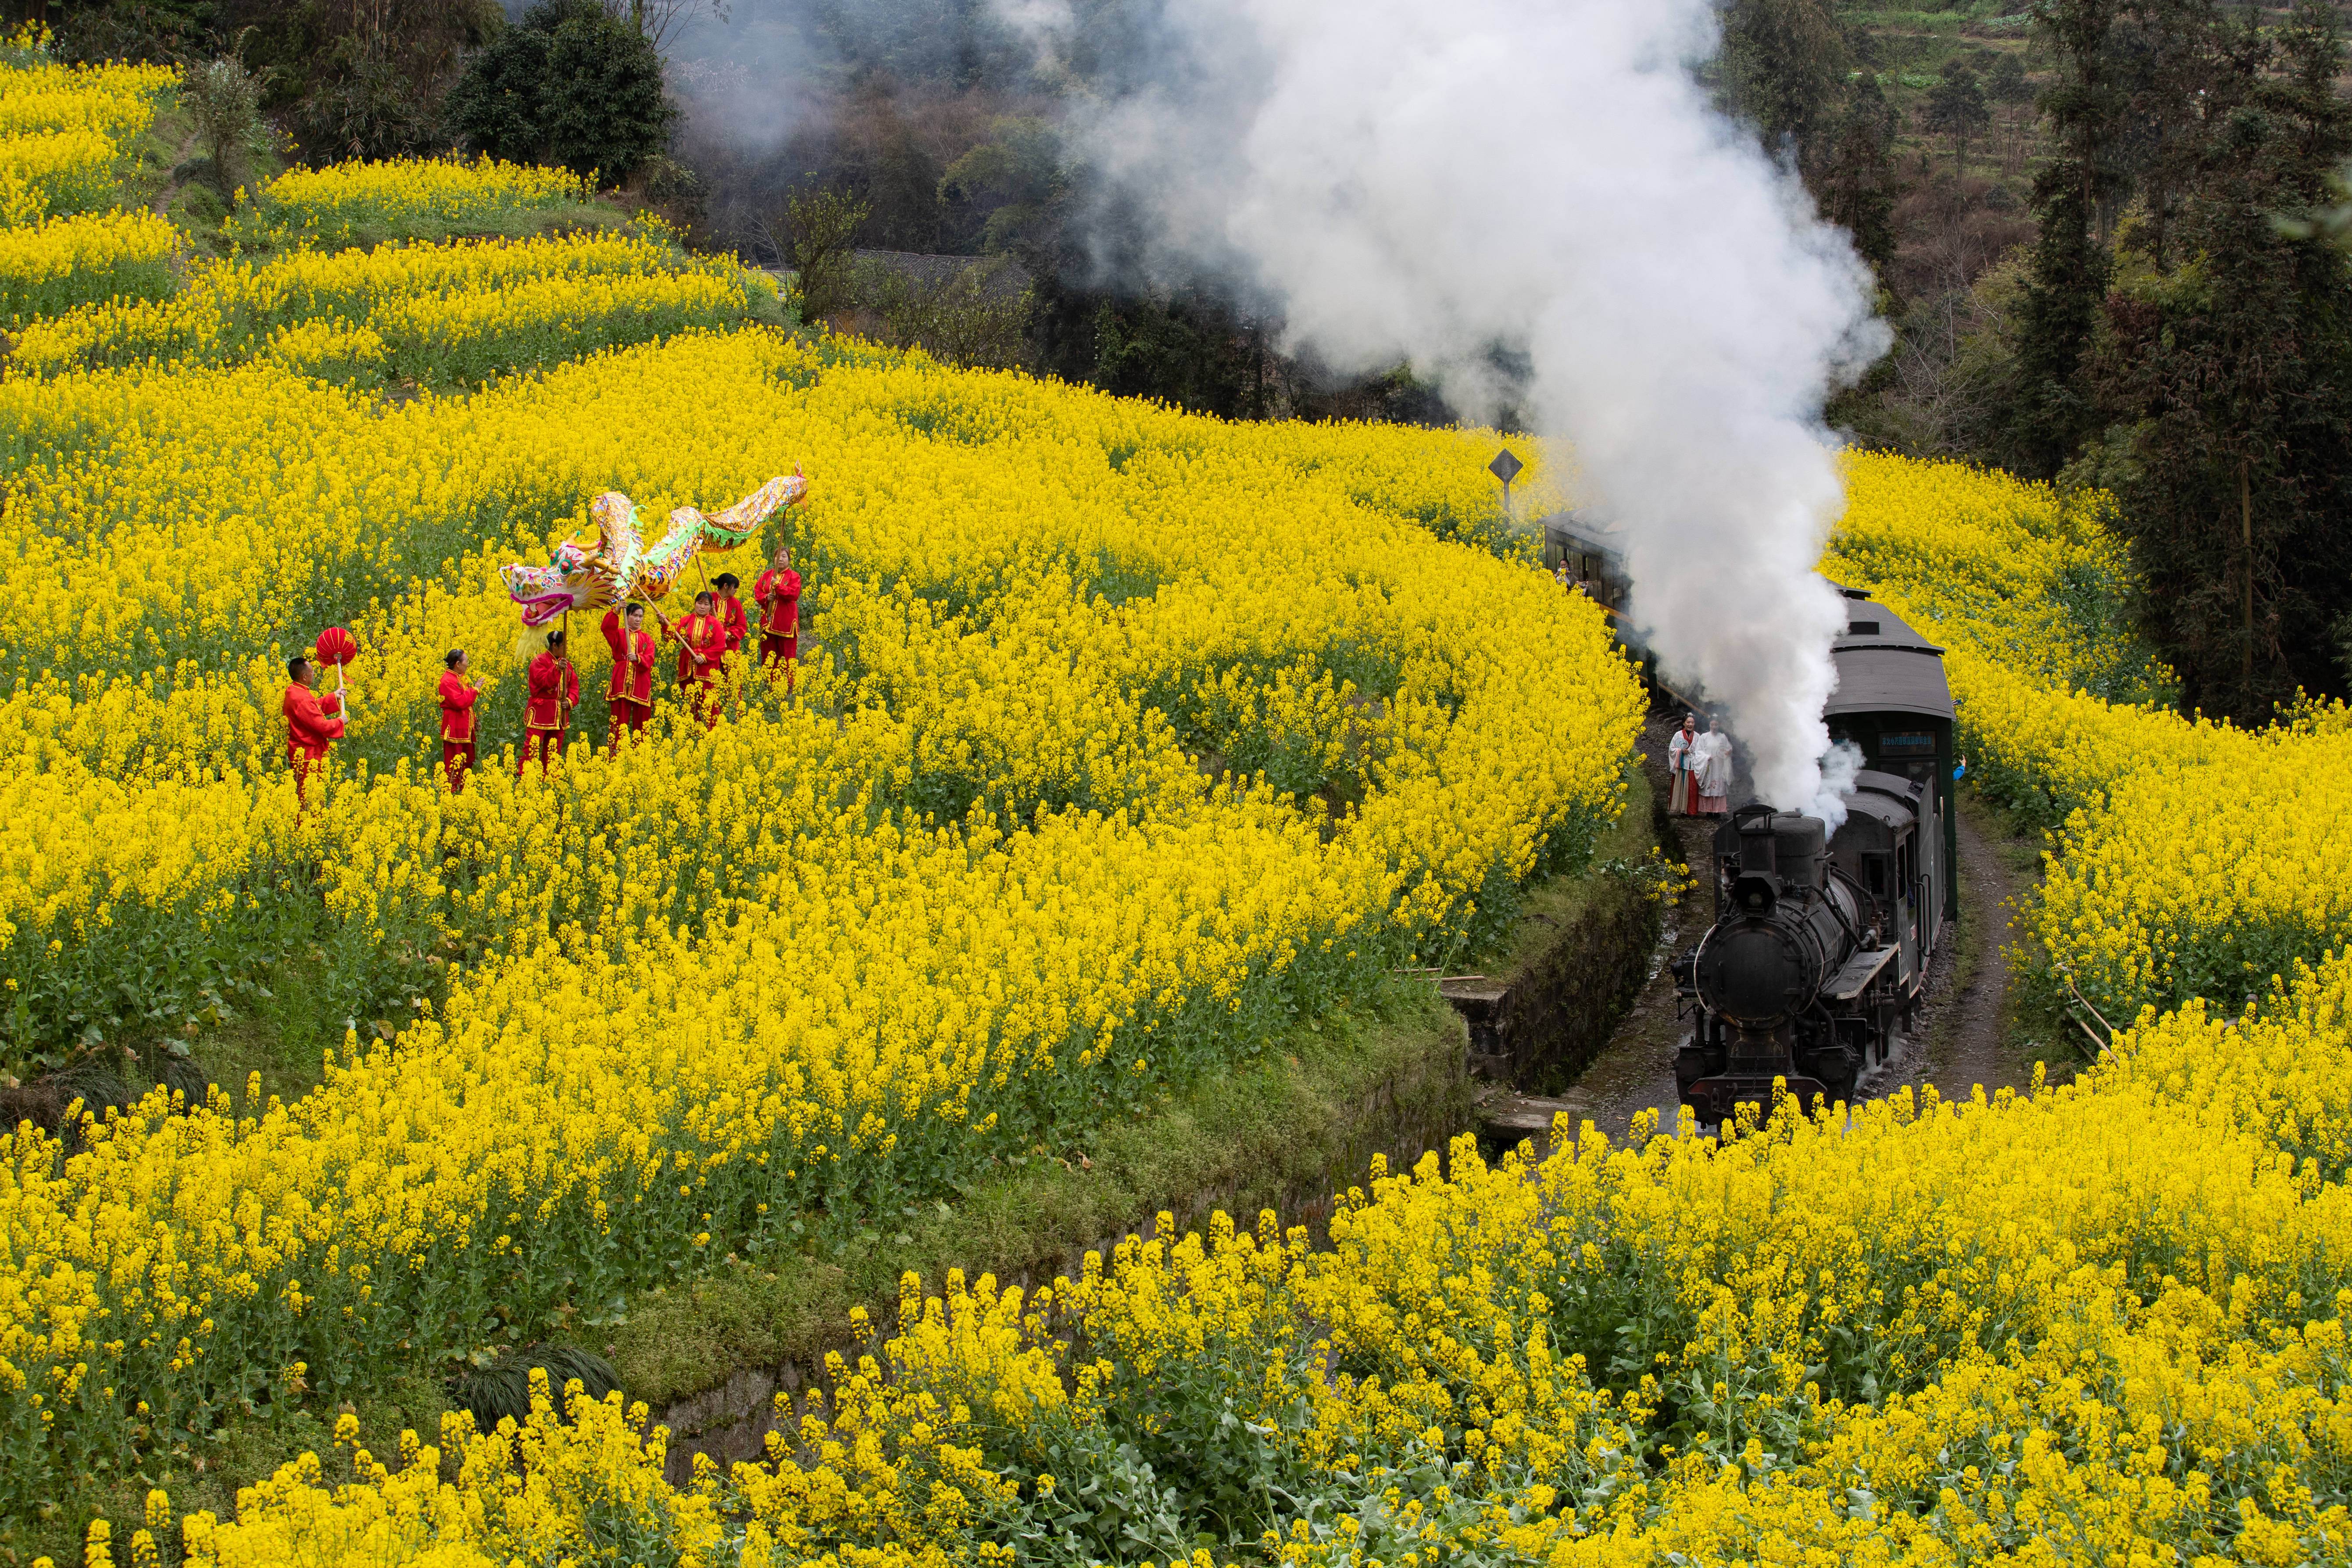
501,473,808,628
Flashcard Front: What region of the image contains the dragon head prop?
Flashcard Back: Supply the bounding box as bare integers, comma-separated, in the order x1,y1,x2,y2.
501,472,808,628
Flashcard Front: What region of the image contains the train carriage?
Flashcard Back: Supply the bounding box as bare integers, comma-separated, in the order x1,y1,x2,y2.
1672,585,1959,1124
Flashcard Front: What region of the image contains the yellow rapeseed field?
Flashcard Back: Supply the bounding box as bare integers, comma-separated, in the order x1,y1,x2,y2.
14,123,2352,1568
0,194,1633,1544
220,155,595,250
147,436,2352,1568
11,227,774,384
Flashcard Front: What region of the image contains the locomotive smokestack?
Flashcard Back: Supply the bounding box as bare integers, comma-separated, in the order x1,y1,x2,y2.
993,0,1887,815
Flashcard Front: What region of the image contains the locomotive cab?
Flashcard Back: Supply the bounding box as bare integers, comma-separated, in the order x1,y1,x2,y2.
1825,769,1940,1001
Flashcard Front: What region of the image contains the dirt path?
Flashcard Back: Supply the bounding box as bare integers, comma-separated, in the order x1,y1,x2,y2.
152,129,201,220
1868,792,2034,1104
1486,717,2036,1152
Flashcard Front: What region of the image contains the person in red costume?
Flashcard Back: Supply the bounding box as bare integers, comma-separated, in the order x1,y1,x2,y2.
518,628,580,777
437,648,479,793
661,589,730,729
283,654,347,815
713,572,749,661
602,603,658,751
754,544,803,692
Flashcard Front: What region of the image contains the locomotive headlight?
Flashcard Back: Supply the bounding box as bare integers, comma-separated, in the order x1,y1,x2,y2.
1733,874,1777,915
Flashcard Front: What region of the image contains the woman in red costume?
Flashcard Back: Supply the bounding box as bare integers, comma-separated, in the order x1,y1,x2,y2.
602,604,658,751
437,649,479,793
518,628,580,776
662,590,730,729
754,545,803,692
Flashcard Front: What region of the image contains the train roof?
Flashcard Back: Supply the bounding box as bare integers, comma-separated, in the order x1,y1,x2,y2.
1842,770,1924,830
1824,587,1955,724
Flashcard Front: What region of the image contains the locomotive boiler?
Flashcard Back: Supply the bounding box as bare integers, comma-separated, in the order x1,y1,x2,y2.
1672,589,1956,1125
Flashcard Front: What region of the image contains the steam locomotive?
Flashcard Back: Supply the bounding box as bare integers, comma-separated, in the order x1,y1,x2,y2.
1672,589,1956,1124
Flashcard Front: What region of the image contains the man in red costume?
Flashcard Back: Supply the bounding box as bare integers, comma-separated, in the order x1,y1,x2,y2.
518,628,580,777
283,654,347,815
602,603,658,750
662,589,730,729
437,649,479,793
754,545,803,692
713,572,749,663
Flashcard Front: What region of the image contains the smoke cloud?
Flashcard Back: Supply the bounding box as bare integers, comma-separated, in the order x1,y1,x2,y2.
1814,738,1867,832
996,0,1885,818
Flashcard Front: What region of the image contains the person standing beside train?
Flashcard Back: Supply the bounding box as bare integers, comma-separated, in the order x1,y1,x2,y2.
1689,718,1734,816
1666,713,1698,816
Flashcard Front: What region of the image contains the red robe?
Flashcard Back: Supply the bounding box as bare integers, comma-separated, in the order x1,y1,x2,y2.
754,568,802,637
668,611,728,687
524,653,580,730
437,671,479,742
601,611,657,709
283,684,345,759
717,593,750,654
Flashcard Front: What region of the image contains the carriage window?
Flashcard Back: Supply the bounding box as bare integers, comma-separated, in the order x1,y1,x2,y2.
1847,620,1880,636
1862,854,1889,897
1880,732,1935,754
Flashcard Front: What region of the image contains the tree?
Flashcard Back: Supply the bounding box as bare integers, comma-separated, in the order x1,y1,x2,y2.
1812,71,1901,280
1714,0,1901,293
180,52,268,198
769,185,870,326
1998,0,2131,478
169,1,503,162
618,0,728,57
1921,64,1991,179
1984,51,2030,107
2091,2,2352,718
938,118,1063,256
1717,0,1852,154
445,0,676,184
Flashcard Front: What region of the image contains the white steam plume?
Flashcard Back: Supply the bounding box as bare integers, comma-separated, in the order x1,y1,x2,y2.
1000,0,1886,818
1815,738,1867,832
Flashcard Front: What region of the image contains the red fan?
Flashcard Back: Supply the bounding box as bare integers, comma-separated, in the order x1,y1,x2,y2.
314,626,358,693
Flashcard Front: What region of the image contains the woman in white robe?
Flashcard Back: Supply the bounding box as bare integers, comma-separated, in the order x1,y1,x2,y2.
1666,714,1698,815
1690,721,1734,816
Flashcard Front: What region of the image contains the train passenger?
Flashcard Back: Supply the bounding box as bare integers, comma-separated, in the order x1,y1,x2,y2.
755,545,803,693
1689,719,1734,816
519,629,580,777
1667,714,1698,816
437,649,479,794
603,604,658,751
